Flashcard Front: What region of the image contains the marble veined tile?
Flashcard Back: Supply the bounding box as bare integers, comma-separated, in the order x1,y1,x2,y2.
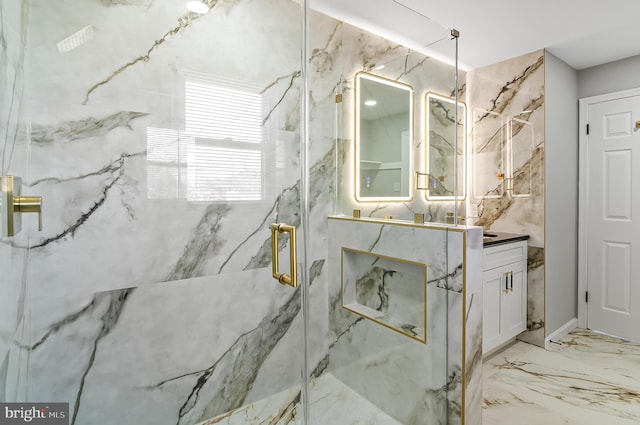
483,330,640,425
198,374,403,425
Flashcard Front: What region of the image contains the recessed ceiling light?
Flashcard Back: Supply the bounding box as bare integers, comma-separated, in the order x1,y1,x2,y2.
364,100,377,106
186,1,209,14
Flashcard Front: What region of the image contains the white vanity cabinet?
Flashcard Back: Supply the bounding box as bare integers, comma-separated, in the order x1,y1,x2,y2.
482,240,528,355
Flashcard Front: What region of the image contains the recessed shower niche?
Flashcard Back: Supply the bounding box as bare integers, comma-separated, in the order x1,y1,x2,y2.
341,247,427,343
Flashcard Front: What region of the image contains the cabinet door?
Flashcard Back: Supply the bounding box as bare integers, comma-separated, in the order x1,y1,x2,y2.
482,266,509,354
504,260,527,336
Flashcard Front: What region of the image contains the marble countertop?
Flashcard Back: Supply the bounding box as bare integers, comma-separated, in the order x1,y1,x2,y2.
483,231,530,247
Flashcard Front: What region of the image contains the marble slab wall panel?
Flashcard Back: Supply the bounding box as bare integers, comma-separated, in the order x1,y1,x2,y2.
0,0,31,402
330,22,466,223
326,218,479,425
26,0,307,298
22,270,309,425
463,227,483,425
19,0,337,424
466,50,546,347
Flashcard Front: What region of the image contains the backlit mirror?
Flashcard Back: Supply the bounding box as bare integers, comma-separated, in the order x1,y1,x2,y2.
425,92,466,200
355,72,413,201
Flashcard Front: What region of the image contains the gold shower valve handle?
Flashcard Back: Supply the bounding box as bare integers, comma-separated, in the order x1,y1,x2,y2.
496,172,505,180
14,196,43,231
636,120,640,129
1,175,43,236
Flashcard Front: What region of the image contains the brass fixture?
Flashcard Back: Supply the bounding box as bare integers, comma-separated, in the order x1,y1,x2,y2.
414,213,425,224
446,212,454,224
415,171,439,191
384,215,393,220
503,271,513,293
270,223,298,288
352,209,361,218
636,120,640,129
1,175,43,237
495,172,505,180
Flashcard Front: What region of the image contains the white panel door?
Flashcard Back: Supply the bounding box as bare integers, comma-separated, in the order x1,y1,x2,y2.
587,95,640,341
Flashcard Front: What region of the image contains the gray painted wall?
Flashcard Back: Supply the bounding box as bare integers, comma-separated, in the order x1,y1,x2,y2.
578,54,640,98
544,50,579,336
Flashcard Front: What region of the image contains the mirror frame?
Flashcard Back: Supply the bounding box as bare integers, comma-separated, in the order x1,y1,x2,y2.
424,92,467,201
354,72,414,202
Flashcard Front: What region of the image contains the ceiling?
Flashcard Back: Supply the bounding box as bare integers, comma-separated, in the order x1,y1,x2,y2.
310,0,640,71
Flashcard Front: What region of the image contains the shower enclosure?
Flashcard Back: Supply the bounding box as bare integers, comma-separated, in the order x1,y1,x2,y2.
1,0,464,424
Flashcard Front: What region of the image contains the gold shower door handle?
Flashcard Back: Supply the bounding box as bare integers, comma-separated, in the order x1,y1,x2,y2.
270,223,298,288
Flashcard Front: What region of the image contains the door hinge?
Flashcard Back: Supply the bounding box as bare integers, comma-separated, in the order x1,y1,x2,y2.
586,124,590,135
585,291,589,303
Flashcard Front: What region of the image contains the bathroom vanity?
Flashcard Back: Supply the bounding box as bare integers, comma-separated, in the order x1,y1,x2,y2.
482,233,529,355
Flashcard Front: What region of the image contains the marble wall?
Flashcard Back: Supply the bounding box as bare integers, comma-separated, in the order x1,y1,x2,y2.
466,50,546,346
307,12,484,425
0,0,31,403
10,0,334,424
326,218,482,425
1,1,478,424
327,21,466,223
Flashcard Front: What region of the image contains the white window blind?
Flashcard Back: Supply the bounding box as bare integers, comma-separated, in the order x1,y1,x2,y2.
146,127,189,199
184,75,264,202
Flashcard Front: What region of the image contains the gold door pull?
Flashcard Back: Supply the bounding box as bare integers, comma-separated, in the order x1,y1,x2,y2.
270,223,298,288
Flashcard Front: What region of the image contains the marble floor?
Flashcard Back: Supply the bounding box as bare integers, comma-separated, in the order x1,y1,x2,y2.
483,329,640,425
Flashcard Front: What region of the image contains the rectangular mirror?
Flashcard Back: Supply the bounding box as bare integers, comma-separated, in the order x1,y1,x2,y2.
425,92,466,200
355,72,413,202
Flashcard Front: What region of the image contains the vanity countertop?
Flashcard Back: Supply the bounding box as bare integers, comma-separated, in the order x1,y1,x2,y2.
483,231,529,247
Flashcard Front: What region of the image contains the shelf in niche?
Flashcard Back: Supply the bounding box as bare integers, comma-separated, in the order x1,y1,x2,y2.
342,248,427,344
360,160,402,171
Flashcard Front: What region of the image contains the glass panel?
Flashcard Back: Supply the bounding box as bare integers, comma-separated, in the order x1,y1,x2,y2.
0,0,31,403
311,0,464,423
2,1,306,424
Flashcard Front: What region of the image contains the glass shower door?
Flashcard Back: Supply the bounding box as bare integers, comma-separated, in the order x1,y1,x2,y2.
2,0,309,424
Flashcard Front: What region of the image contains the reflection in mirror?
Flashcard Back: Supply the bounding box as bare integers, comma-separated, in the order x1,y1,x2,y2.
355,72,413,201
472,108,504,199
509,115,534,197
425,92,466,200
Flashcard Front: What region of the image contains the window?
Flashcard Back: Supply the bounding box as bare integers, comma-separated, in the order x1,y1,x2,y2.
185,75,264,202
146,73,265,202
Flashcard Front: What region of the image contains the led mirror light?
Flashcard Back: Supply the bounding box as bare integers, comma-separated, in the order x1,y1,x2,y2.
355,72,414,202
186,1,209,14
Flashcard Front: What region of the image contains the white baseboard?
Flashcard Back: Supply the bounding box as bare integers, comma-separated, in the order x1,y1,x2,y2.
545,318,578,350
